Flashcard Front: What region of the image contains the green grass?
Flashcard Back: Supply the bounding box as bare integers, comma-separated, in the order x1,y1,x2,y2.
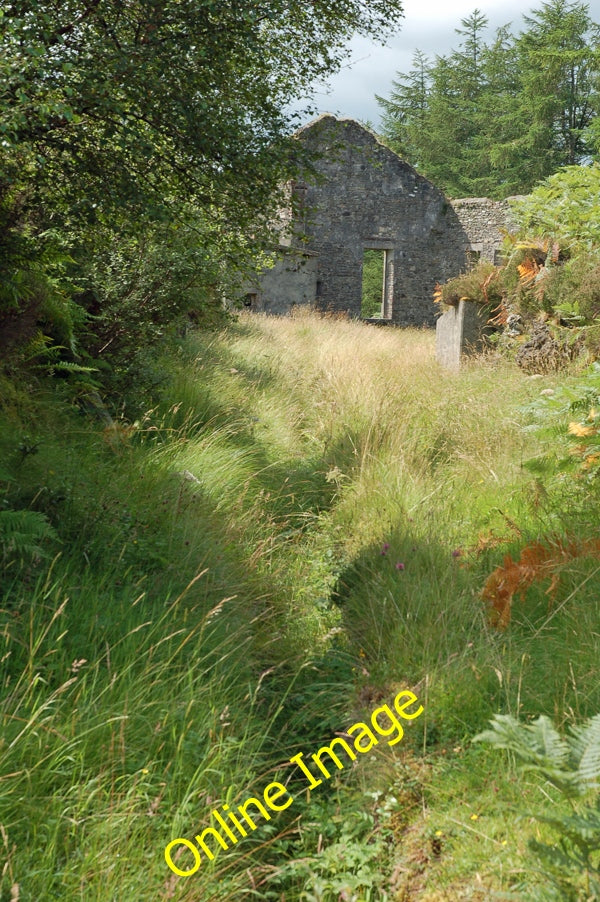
1,310,599,900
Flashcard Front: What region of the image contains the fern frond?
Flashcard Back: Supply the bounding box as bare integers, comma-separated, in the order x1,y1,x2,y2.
49,362,97,373
534,715,571,769
475,713,568,765
534,807,600,854
569,714,600,789
0,509,59,561
474,714,582,796
478,712,600,897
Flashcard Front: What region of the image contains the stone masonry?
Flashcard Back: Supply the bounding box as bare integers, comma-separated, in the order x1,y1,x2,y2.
435,300,490,371
450,197,519,265
248,115,515,327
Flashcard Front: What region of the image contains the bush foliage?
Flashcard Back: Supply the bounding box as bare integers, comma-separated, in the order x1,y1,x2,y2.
436,163,600,377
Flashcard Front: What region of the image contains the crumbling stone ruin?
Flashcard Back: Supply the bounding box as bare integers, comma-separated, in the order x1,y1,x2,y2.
435,301,490,371
449,197,517,267
246,115,515,327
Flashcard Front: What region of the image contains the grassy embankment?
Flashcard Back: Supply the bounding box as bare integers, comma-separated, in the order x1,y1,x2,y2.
2,310,599,900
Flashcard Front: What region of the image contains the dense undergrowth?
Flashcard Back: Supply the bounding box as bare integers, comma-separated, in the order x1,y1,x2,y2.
2,311,600,900
436,164,600,377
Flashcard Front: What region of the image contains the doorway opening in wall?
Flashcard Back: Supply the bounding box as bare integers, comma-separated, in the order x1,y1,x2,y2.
361,249,386,319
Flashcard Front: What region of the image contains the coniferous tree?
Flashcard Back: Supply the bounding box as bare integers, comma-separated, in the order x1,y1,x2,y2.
477,26,530,196
378,1,600,198
378,49,431,166
516,0,600,178
424,10,490,196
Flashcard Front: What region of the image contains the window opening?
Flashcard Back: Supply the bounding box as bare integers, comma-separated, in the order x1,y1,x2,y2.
361,249,386,319
467,247,482,268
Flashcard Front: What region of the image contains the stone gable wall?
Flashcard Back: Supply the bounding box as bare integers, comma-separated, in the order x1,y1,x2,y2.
296,116,470,326
250,116,516,327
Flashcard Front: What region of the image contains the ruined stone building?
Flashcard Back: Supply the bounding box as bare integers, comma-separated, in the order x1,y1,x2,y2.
246,115,515,326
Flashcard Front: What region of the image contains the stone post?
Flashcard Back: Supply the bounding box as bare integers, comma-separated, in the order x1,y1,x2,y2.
436,300,487,370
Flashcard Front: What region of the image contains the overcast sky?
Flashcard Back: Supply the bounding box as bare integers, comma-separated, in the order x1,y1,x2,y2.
305,0,600,129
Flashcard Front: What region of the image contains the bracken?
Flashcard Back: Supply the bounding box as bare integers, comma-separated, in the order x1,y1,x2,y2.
481,536,600,629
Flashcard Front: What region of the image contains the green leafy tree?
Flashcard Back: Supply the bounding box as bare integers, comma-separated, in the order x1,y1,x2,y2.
0,1,404,226
0,0,405,370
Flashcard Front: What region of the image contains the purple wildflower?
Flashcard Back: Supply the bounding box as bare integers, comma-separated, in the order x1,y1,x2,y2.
395,562,405,571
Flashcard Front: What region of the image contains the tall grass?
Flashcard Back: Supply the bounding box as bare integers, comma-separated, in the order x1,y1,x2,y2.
1,575,303,901
2,310,599,900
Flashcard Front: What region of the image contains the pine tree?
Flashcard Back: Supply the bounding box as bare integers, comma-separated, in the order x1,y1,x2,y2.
377,1,600,198
421,10,490,196
516,0,600,179
378,10,496,196
377,49,431,165
478,25,531,196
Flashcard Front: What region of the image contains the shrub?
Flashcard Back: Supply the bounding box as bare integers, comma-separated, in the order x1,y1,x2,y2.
511,164,600,252
434,260,503,311
79,223,227,359
535,251,600,325
0,182,82,363
524,361,600,482
434,167,600,345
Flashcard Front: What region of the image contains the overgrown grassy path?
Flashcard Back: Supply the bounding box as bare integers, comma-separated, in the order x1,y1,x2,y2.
2,312,599,900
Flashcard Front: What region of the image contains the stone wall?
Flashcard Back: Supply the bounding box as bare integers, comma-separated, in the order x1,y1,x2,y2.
295,116,470,326
450,197,519,265
248,116,516,327
246,248,317,315
436,300,489,370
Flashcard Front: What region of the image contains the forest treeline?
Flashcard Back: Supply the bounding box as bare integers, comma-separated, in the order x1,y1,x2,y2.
378,0,600,198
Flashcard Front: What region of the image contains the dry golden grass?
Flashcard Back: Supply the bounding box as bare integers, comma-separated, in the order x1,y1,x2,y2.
230,310,542,499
